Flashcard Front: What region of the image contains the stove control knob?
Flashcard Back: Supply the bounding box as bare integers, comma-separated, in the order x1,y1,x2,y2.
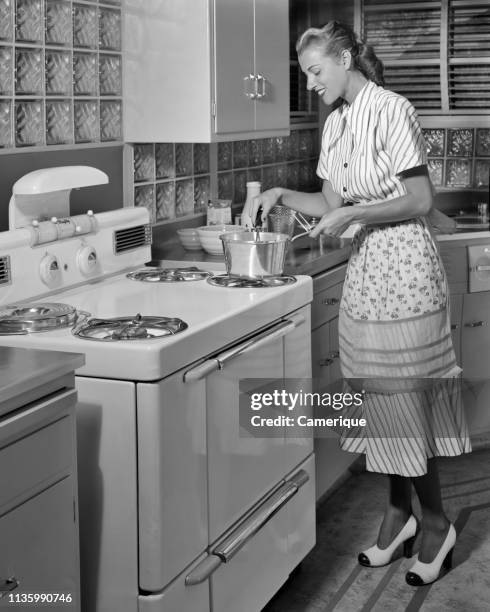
40,253,61,286
77,245,98,276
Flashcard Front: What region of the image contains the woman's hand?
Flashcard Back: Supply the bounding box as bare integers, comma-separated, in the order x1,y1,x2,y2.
242,188,281,228
309,206,356,238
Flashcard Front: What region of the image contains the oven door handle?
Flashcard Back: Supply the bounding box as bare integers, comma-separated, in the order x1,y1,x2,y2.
216,313,305,368
183,313,305,382
184,469,309,585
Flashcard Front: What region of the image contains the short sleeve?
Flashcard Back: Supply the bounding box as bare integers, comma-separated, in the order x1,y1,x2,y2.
380,95,427,178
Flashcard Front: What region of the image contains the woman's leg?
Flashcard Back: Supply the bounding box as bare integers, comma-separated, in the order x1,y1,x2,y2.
377,474,413,548
411,458,451,562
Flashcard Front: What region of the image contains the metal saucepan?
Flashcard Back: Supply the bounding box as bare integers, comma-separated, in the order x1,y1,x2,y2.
220,229,310,278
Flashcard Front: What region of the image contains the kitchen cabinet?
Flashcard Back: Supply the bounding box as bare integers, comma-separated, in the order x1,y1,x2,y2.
439,239,490,440
311,264,358,501
0,348,83,611
461,291,490,436
123,0,289,143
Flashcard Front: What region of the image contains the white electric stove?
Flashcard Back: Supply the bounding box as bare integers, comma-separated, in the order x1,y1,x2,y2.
0,167,315,612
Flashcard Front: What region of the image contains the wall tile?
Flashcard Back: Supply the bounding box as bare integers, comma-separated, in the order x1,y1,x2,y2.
447,128,474,157
249,139,262,166
233,170,247,204
217,172,233,199
275,164,288,188
476,129,490,157
100,100,122,141
474,159,490,188
218,141,232,171
0,0,13,41
175,143,192,177
247,168,262,183
261,166,276,191
233,140,249,168
0,45,12,94
156,181,175,221
274,137,287,163
193,143,209,175
286,162,299,190
428,158,444,186
194,175,210,212
74,100,98,142
262,138,274,164
423,129,445,157
46,99,72,144
446,158,471,188
0,99,12,147
134,144,154,182
135,184,155,223
175,178,194,216
15,99,43,146
155,143,175,179
287,131,299,161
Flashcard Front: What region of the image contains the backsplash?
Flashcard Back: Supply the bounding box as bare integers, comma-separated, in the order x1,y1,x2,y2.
132,129,321,224
0,0,122,148
424,128,490,190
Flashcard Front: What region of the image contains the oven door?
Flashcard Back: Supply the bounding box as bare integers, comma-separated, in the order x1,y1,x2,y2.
184,305,313,544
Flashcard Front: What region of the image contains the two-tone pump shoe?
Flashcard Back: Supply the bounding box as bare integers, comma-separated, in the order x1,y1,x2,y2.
358,514,419,567
405,523,456,586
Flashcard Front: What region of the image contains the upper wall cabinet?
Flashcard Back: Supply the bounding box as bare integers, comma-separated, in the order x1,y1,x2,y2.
359,0,490,122
123,0,290,143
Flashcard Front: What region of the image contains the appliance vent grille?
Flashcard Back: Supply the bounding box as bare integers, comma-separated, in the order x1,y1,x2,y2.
0,255,11,285
114,224,152,254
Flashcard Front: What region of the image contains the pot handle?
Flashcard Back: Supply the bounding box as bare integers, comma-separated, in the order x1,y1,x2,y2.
290,230,311,242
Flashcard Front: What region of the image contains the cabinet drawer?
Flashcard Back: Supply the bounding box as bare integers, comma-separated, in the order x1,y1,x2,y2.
0,390,76,512
0,477,78,608
312,282,343,329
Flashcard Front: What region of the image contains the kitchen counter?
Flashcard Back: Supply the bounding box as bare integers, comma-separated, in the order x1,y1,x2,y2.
0,346,84,411
151,234,353,276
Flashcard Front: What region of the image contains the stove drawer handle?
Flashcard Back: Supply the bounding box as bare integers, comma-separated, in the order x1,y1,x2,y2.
184,469,309,586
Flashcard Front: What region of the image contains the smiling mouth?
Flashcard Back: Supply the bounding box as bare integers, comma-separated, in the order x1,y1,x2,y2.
315,88,326,96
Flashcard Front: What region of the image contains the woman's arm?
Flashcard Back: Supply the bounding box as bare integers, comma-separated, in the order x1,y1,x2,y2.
310,173,433,238
242,179,343,226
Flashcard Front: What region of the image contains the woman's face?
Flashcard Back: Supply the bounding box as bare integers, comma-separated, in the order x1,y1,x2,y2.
298,45,348,106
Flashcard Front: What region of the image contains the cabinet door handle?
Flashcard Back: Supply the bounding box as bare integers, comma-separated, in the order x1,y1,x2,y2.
319,357,333,367
255,74,267,99
464,321,487,328
451,323,459,330
243,74,257,100
322,297,339,306
475,265,490,272
0,577,19,598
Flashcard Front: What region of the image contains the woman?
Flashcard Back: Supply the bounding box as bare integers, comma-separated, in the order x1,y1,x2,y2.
243,21,471,587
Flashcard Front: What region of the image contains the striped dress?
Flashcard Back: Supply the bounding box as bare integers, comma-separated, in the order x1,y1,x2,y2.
317,81,471,476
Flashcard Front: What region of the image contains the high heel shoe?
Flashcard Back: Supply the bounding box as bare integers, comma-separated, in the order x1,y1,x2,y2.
405,523,456,586
358,514,419,567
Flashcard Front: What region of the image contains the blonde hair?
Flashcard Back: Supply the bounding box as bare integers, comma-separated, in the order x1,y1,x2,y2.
296,21,384,87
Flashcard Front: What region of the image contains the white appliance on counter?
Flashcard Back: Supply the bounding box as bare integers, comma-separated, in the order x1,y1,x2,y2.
0,167,315,612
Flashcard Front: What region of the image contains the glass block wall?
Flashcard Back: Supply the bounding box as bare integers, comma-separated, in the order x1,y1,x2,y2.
132,130,321,224
0,0,122,148
424,128,490,190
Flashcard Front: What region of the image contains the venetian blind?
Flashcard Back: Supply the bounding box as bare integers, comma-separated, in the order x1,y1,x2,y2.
361,0,490,114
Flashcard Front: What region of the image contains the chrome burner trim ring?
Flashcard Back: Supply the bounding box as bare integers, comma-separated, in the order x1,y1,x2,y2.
127,267,211,282
206,275,297,288
73,314,188,341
